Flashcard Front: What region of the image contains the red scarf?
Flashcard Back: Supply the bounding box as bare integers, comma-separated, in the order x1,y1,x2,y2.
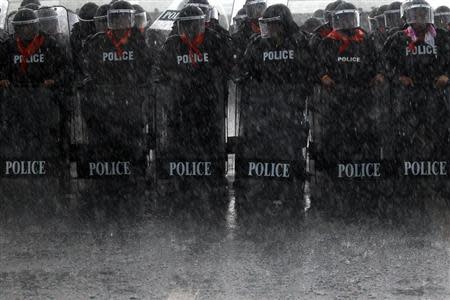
319,27,332,38
16,35,45,74
106,29,132,57
250,20,260,33
327,29,365,54
179,33,205,67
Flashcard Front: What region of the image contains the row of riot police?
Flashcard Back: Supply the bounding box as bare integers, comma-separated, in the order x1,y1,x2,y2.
0,0,449,219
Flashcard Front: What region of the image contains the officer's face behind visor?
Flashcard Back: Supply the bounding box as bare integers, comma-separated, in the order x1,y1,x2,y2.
177,15,205,40
94,15,107,32
13,19,40,40
368,17,378,32
245,0,267,20
39,16,61,35
405,5,433,25
107,9,135,30
384,9,402,28
259,16,283,39
434,12,450,29
134,12,147,29
332,9,360,30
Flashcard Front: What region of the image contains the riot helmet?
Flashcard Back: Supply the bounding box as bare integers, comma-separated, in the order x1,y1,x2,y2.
368,8,379,32
259,4,297,39
107,1,135,30
94,4,109,33
332,2,360,30
20,0,40,8
132,4,147,29
177,5,205,40
384,2,403,29
245,0,267,20
78,2,98,35
312,9,325,23
37,7,61,35
186,0,212,23
12,8,40,40
434,6,450,29
301,17,324,33
20,3,39,11
233,8,247,28
376,5,388,29
325,0,343,24
403,0,433,25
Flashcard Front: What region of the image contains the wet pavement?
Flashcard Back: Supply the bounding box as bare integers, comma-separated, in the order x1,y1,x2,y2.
1,195,450,299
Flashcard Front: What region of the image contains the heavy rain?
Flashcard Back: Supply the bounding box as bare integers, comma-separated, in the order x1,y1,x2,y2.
0,0,449,299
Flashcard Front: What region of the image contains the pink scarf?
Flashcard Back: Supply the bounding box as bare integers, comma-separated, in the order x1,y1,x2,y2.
403,25,436,50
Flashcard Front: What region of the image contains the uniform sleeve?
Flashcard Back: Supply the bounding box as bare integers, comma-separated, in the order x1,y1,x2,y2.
0,40,10,80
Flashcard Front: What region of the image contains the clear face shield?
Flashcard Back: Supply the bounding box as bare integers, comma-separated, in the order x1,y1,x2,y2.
38,16,61,35
259,16,282,39
332,9,360,30
37,8,62,35
368,17,379,32
233,13,247,29
12,18,40,40
186,3,212,23
134,11,147,29
107,9,135,30
375,14,385,29
245,0,267,20
94,15,107,32
384,9,402,28
405,4,434,25
177,15,205,40
434,12,450,29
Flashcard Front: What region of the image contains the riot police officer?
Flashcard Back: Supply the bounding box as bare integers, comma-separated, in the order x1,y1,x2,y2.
80,1,155,216
93,4,109,33
231,0,267,63
434,6,450,31
71,2,98,77
236,4,311,214
155,5,232,213
132,4,147,33
0,8,69,214
384,0,450,216
314,1,384,216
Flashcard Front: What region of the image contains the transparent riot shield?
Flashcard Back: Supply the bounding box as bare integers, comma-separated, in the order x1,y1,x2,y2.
233,80,308,214
75,84,149,217
153,80,228,213
311,86,383,217
0,0,8,30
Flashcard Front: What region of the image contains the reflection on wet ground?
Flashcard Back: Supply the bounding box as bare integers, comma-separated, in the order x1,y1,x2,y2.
0,194,449,299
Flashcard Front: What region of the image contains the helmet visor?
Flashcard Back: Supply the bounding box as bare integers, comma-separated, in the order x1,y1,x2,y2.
434,12,450,28
368,17,379,31
186,3,212,23
405,4,434,24
332,9,360,30
38,16,61,34
94,15,107,32
135,11,147,29
259,16,282,39
177,15,205,40
12,18,40,39
384,9,402,28
107,9,135,30
245,0,267,20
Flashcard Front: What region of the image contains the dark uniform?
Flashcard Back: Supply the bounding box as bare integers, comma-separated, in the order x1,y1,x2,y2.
235,4,311,214
79,1,156,217
314,2,383,216
155,6,232,213
383,1,450,216
0,9,69,215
